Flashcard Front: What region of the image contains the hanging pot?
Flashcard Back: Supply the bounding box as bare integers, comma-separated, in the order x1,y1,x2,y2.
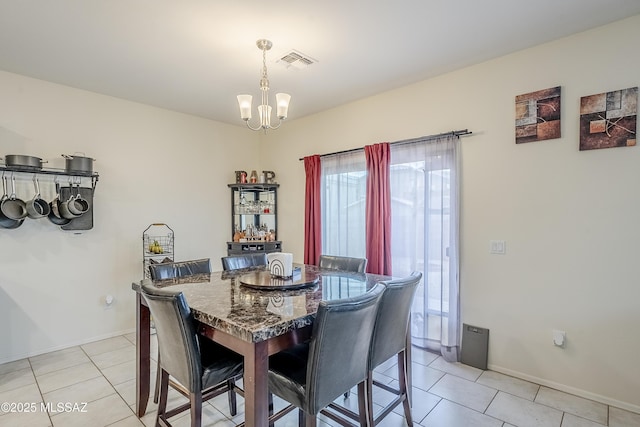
1,175,28,220
3,155,47,171
62,153,95,174
26,176,51,219
0,175,25,229
66,184,90,216
48,181,71,226
58,194,84,219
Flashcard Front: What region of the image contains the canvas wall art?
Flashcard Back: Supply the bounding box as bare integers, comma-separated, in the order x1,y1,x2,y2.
515,86,561,144
579,87,637,151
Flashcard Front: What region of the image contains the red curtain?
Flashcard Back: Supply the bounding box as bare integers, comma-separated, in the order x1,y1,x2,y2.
365,143,392,275
303,155,322,265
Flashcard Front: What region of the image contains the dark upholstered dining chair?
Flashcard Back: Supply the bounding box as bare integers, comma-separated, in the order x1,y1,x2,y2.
141,283,243,427
364,271,422,426
221,253,268,271
148,258,212,404
330,272,422,427
318,254,368,400
267,283,386,427
148,258,211,281
318,255,367,274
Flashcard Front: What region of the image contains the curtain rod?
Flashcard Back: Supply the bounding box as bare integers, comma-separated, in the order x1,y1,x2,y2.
298,129,472,161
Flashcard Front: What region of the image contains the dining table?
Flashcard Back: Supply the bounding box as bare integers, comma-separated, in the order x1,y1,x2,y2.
131,263,399,427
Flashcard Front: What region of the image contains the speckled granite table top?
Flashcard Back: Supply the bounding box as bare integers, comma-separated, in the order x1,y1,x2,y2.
132,264,389,344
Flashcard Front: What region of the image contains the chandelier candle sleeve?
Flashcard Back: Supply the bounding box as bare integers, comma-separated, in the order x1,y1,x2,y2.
276,93,291,119
237,95,252,120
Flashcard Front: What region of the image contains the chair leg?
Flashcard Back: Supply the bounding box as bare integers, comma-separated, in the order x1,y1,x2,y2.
397,351,413,427
156,370,170,427
303,411,316,427
357,381,369,427
227,378,237,416
268,392,274,427
404,331,413,405
153,357,161,403
190,391,202,427
362,371,375,427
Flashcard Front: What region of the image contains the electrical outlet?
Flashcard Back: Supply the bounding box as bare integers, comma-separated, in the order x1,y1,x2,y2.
105,294,114,309
553,330,566,347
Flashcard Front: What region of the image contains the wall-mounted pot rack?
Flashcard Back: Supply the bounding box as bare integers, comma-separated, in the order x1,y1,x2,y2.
0,166,99,189
0,166,99,231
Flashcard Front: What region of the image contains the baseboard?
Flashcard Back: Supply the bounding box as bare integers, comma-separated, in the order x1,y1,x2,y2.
0,327,137,365
488,363,640,415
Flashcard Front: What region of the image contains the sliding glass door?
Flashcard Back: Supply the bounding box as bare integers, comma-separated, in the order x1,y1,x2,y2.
320,135,460,358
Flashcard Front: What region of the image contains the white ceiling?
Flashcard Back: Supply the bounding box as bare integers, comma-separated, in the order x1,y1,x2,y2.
1,1,639,128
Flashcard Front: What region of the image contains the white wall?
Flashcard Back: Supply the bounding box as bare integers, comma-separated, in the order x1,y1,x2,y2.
261,15,640,412
0,71,258,362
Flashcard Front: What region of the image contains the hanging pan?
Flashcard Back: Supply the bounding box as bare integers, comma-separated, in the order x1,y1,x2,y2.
48,180,71,226
0,174,24,229
26,176,50,219
1,174,28,220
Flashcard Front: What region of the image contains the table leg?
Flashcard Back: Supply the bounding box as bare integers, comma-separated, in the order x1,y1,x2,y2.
136,292,151,417
243,340,269,427
405,326,412,405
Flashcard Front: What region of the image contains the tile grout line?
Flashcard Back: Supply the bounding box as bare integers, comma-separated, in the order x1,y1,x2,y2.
56,342,136,426
481,388,500,415
96,375,146,426
27,356,54,427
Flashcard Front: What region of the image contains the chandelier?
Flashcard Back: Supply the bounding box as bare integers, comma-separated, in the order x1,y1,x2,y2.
237,39,291,132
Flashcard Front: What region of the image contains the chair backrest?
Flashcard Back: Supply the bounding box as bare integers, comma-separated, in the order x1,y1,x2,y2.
305,282,385,414
140,283,202,393
318,255,367,273
221,253,268,271
149,258,211,280
369,271,422,370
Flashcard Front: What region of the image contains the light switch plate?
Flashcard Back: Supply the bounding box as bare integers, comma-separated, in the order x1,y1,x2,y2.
490,240,506,254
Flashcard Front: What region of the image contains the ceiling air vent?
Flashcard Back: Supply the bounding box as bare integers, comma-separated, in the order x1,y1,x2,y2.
277,50,316,70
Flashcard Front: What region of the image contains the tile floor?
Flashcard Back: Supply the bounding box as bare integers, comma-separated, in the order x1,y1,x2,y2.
1,333,639,427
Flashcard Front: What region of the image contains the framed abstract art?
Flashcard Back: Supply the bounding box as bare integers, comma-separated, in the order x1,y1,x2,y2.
579,87,637,151
515,86,561,144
